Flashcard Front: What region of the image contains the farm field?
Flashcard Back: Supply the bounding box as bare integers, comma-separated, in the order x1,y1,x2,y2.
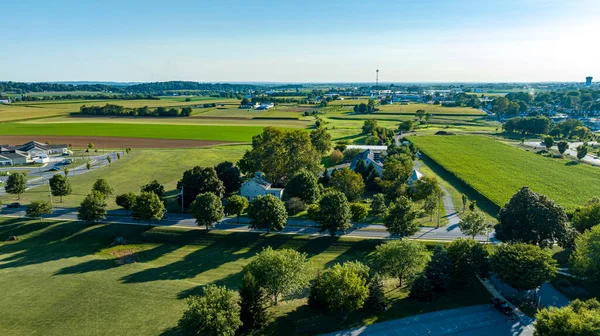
0,146,249,210
0,218,490,336
0,98,239,122
377,103,484,115
410,135,600,211
0,122,271,142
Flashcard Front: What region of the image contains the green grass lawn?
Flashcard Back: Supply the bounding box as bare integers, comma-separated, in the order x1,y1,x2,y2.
0,122,272,142
410,135,600,211
0,146,249,210
0,218,490,336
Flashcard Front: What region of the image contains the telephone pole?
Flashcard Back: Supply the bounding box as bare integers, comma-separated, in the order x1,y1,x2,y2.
437,191,442,228
47,180,53,208
180,185,184,213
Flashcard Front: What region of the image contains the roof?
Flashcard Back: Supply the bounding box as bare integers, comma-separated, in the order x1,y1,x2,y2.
408,169,424,183
350,149,385,170
0,141,67,153
346,145,388,151
245,172,283,191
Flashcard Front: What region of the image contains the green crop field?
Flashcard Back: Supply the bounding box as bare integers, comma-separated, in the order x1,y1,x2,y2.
0,146,249,210
0,122,272,142
376,103,484,115
0,218,489,336
410,135,600,211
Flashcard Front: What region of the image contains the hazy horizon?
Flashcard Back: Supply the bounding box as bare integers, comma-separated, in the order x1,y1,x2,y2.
2,0,599,83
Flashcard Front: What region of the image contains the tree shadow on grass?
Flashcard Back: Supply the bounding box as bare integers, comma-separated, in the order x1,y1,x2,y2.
120,232,294,284
565,161,580,166
324,238,380,268
0,220,154,270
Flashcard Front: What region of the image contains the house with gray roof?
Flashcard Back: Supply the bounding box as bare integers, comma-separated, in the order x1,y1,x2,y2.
240,172,284,201
350,149,385,175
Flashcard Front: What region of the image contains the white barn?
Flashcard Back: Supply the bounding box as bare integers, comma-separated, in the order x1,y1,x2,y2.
240,172,284,201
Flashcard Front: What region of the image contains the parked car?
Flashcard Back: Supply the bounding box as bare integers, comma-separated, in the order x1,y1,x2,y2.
49,167,60,171
7,202,20,208
491,298,513,315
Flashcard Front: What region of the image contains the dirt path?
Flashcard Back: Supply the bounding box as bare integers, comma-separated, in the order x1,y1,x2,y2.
0,135,234,149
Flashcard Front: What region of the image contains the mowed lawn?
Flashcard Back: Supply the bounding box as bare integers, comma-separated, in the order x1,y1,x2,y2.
0,218,490,336
410,135,600,211
0,122,270,142
0,146,249,209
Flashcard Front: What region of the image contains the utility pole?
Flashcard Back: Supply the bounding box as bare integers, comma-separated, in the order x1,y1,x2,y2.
180,185,184,213
47,180,53,208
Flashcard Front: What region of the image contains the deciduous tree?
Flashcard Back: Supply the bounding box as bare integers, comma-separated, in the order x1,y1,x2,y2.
92,178,114,197
458,210,488,239
5,172,27,199
350,202,369,222
78,191,107,224
26,200,53,219
247,195,287,233
309,262,370,313
572,197,600,233
283,170,320,204
215,161,242,195
446,238,490,284
244,247,309,305
132,191,165,223
225,195,248,223
178,166,224,209
409,274,435,302
140,180,165,197
384,196,419,237
370,193,388,219
115,192,136,215
189,192,224,229
178,285,242,336
370,240,429,287
491,243,557,292
557,141,569,156
309,127,332,155
570,225,600,282
49,174,72,202
425,245,452,291
317,190,352,237
534,299,600,336
329,168,365,201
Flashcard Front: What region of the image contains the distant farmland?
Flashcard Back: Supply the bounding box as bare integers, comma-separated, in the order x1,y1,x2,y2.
0,122,270,142
410,135,600,211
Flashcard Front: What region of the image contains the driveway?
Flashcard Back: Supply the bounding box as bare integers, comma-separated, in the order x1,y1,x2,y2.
323,304,532,336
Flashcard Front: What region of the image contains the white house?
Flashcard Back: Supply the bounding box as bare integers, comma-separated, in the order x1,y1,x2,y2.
0,98,11,104
350,149,385,175
240,172,284,201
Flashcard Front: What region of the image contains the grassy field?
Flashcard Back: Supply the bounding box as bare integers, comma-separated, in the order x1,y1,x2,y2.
0,98,239,122
0,122,271,142
377,103,484,115
0,146,249,210
410,135,600,211
0,218,490,336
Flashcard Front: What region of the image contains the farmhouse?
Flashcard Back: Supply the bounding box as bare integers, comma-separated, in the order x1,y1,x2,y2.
255,102,274,110
0,98,11,104
0,141,68,157
350,149,385,175
240,172,284,201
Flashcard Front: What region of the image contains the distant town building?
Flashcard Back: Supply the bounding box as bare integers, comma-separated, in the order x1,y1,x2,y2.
586,76,593,87
0,98,11,104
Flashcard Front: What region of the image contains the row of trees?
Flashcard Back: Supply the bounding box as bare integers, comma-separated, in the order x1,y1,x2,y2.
79,104,193,117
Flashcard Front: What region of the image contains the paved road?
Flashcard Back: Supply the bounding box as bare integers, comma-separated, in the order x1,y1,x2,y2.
523,140,600,166
0,205,493,242
323,304,532,336
0,152,121,197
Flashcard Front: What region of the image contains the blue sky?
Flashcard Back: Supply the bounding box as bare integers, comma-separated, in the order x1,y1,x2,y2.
1,0,599,82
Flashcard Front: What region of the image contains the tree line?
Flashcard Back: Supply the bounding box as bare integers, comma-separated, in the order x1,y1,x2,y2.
78,104,192,117
13,93,158,102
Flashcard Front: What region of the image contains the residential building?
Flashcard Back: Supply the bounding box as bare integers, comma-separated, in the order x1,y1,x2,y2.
0,152,29,165
0,98,11,104
350,149,385,175
256,102,274,110
407,169,424,186
240,172,284,201
0,141,68,157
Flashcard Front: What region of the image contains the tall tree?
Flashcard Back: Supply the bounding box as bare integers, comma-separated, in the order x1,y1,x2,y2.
350,202,369,222
215,161,242,195
225,195,249,223
383,196,419,237
92,178,114,198
115,192,137,215
411,176,441,201
458,210,488,239
239,272,268,332
5,172,27,199
576,144,588,161
49,174,72,202
491,243,557,292
570,225,600,282
409,274,435,302
26,200,53,219
535,299,600,336
178,166,225,209
238,127,321,185
189,192,224,229
365,274,388,312
178,285,242,336
283,170,320,204
422,193,438,221
309,127,332,155
317,190,352,237
370,240,429,287
557,141,569,156
424,245,453,292
543,136,554,150
572,197,600,233
132,191,165,223
308,262,370,313
496,187,575,248
446,238,490,284
140,180,165,197
78,191,107,225
329,167,365,201
247,195,287,233
244,247,309,305
370,193,388,219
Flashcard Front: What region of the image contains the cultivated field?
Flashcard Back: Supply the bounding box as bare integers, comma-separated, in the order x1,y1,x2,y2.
377,103,484,115
0,218,489,336
0,123,270,142
410,135,600,211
